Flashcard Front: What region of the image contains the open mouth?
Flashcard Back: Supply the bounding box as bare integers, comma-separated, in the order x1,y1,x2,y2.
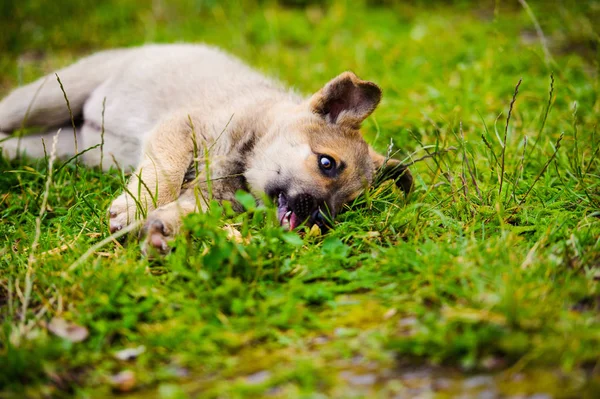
277,193,300,230
277,192,330,231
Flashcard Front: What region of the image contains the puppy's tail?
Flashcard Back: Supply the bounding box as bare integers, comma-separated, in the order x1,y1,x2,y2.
0,48,131,133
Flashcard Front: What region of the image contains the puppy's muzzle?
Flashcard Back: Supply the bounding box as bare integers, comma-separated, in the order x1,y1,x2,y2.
277,193,332,231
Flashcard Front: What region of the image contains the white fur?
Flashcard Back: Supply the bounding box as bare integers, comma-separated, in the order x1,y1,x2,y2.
0,44,296,170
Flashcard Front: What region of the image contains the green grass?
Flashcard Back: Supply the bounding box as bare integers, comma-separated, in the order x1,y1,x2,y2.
1,0,599,397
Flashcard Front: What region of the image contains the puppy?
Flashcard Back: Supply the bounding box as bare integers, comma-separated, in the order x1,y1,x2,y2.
0,44,412,254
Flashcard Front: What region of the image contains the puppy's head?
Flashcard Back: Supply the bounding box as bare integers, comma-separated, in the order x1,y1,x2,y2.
245,71,412,231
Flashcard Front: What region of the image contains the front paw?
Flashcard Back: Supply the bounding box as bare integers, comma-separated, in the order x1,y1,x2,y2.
108,193,140,233
140,218,174,257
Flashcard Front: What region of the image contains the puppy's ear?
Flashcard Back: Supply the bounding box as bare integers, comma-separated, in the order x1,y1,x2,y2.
309,72,382,128
369,147,413,194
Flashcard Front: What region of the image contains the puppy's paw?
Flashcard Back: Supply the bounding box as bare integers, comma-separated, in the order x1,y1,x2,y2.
108,193,140,233
140,218,174,257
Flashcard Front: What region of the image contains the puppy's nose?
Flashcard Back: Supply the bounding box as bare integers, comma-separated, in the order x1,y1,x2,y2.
289,193,317,220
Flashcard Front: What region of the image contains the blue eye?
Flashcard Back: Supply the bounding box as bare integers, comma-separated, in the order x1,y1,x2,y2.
319,155,336,174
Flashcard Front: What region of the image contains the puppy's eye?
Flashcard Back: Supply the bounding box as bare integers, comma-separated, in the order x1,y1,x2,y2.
318,155,336,175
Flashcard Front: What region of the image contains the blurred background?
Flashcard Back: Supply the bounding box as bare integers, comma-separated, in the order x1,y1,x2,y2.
1,1,599,397
1,1,598,154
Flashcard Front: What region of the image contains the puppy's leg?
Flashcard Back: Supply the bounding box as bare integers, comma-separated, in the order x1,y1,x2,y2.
140,188,203,255
108,113,203,233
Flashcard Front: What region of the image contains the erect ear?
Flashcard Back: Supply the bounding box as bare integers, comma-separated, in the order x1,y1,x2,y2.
369,146,413,194
309,71,382,129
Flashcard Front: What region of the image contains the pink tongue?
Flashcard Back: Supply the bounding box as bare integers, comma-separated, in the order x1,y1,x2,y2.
289,212,300,230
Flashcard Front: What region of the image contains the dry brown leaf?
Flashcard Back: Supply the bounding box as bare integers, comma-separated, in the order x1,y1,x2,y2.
441,306,506,326
41,243,72,257
110,370,136,392
383,308,397,319
47,318,89,342
95,251,115,258
223,224,244,243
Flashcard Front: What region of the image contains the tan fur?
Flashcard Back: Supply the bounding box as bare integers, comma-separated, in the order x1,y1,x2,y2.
0,44,412,255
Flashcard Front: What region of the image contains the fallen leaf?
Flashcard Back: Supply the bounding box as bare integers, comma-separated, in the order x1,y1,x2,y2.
398,316,418,327
441,306,506,326
47,318,89,342
307,224,322,238
245,370,271,385
311,335,329,345
165,365,190,378
339,371,377,386
114,345,146,361
223,224,244,243
95,251,115,258
110,370,136,392
384,308,397,319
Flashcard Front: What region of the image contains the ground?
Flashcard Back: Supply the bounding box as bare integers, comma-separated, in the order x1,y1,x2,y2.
0,0,599,397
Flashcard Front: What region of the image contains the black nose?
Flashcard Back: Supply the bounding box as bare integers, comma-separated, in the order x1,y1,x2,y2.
289,193,318,220
289,193,334,231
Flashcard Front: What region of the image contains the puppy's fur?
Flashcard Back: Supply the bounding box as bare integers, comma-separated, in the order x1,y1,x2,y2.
0,44,411,254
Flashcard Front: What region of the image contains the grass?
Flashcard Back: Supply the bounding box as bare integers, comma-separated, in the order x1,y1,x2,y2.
1,0,599,397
